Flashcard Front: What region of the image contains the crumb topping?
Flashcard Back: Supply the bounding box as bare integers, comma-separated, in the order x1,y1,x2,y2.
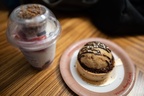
18,4,45,19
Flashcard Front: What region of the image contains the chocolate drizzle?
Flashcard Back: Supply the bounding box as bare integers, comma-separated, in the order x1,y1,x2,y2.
77,41,114,73
80,41,111,54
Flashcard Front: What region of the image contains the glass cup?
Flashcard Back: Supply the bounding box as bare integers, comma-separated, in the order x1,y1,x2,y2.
6,4,61,69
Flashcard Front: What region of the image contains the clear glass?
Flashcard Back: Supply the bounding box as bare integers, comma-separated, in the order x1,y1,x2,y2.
6,4,61,69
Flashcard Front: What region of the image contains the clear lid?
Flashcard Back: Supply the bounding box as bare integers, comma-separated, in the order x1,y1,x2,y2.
6,4,61,51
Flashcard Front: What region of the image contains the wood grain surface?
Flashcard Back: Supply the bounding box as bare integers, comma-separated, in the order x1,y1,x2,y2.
0,3,144,96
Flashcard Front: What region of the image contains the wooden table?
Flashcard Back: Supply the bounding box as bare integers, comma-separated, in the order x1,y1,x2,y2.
0,4,144,96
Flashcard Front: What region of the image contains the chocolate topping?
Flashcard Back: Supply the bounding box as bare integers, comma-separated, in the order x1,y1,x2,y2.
77,41,114,73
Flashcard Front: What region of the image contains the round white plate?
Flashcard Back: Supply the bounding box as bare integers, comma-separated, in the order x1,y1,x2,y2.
60,38,135,96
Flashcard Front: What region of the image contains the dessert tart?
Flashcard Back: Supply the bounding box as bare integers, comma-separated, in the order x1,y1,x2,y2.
77,41,115,81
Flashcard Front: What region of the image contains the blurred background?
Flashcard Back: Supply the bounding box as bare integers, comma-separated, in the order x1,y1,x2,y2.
1,0,144,36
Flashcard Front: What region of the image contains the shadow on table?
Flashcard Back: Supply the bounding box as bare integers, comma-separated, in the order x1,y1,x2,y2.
0,55,40,93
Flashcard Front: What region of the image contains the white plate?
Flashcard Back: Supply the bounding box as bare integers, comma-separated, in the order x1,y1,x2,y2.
60,38,135,96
